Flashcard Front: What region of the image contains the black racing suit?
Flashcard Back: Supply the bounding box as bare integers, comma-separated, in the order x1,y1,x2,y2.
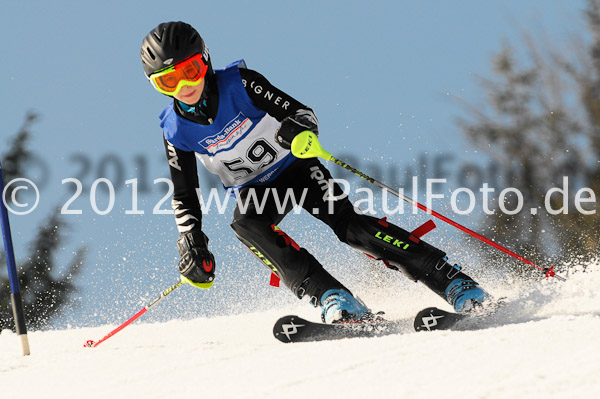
163,68,478,307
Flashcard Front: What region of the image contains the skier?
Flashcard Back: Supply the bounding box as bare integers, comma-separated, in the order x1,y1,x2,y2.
140,21,492,324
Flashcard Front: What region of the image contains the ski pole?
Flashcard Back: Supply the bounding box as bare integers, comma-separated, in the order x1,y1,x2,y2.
84,278,186,348
0,161,31,355
290,131,565,281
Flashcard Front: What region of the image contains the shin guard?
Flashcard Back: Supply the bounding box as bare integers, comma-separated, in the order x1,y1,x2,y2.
344,214,481,301
231,219,346,304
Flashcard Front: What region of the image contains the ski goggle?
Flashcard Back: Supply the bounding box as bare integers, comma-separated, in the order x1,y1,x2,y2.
148,53,208,96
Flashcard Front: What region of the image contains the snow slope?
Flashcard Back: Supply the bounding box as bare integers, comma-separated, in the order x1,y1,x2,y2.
2,265,599,399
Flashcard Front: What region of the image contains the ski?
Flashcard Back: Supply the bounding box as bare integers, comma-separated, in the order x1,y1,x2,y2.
413,307,469,332
273,315,398,343
413,303,504,332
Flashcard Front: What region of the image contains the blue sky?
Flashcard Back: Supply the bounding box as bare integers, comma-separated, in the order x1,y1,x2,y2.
1,1,588,326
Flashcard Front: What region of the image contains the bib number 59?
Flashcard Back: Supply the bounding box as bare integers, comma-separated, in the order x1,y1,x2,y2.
222,138,277,180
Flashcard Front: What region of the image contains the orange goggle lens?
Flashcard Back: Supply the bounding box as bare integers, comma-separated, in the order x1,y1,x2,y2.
149,53,208,95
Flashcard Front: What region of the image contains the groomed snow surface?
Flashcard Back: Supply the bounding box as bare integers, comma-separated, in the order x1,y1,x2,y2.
2,264,599,399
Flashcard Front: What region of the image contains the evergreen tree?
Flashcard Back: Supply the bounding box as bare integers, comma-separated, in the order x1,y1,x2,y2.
1,112,86,331
458,0,600,276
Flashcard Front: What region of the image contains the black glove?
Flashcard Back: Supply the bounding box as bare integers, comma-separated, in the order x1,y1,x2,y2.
177,230,215,288
275,108,319,149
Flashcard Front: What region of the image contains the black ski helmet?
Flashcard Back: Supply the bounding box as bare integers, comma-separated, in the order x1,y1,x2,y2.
140,21,212,77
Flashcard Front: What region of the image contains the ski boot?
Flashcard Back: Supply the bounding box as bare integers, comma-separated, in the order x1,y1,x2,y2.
320,289,381,324
445,277,491,313
432,258,492,313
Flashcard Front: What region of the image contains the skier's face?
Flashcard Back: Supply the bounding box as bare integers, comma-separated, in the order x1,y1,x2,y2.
173,79,205,105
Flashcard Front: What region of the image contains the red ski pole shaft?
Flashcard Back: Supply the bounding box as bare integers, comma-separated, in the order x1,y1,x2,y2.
85,279,185,348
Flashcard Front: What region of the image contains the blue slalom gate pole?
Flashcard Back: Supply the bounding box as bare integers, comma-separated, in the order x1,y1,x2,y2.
0,161,30,355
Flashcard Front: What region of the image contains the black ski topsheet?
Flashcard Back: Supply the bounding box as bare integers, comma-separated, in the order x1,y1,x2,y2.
273,315,400,343
413,307,468,332
414,301,506,332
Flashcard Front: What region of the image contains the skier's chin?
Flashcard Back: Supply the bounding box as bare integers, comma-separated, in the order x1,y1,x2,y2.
174,83,204,105
176,92,201,104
